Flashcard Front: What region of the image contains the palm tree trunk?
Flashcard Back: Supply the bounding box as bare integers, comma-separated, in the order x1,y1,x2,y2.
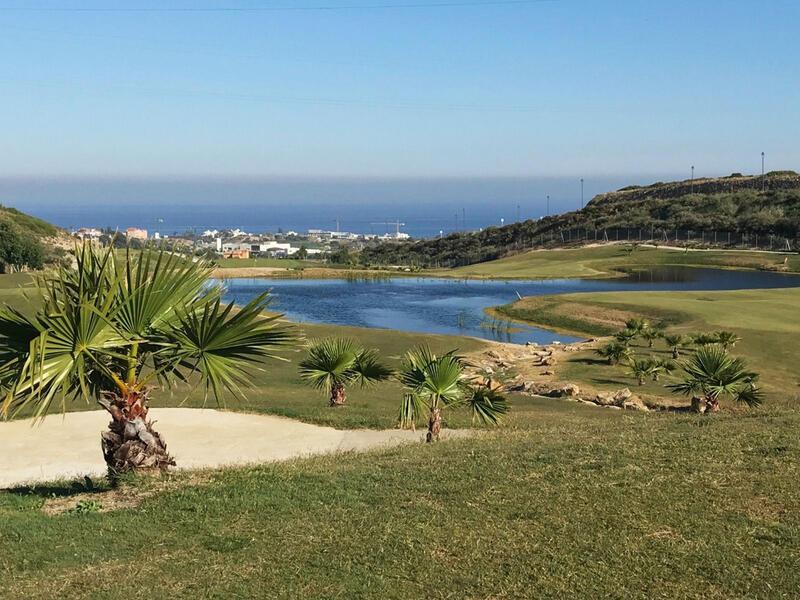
99,390,174,480
672,348,679,359
329,383,347,406
426,407,442,443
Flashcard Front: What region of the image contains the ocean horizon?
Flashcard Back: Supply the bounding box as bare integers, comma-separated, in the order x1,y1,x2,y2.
0,175,681,238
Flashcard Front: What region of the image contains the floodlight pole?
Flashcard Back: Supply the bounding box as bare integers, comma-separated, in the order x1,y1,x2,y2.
580,178,584,209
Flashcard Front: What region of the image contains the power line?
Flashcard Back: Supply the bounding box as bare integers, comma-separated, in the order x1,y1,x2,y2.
0,1,557,13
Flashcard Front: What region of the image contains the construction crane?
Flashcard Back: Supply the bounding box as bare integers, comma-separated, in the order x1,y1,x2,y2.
370,221,406,236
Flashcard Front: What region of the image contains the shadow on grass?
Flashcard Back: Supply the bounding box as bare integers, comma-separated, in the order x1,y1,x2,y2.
3,476,107,499
570,358,611,366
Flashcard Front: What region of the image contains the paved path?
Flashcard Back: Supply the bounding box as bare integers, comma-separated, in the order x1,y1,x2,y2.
0,409,468,488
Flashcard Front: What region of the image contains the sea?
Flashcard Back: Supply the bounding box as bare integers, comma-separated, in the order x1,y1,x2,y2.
0,175,674,239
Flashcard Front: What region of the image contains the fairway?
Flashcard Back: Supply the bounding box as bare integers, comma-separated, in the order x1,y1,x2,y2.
442,245,800,279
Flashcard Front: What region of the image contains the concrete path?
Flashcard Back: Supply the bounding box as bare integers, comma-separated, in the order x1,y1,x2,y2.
0,408,468,488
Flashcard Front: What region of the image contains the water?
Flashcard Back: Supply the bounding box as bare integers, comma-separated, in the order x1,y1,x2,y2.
219,267,800,345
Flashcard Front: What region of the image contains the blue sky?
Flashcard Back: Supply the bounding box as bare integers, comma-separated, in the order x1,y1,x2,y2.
0,0,798,179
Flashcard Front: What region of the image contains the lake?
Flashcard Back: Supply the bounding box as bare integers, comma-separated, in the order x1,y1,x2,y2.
219,267,800,345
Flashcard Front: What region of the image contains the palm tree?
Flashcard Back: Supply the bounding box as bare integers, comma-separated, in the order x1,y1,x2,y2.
397,347,508,442
647,356,675,381
626,358,651,386
640,325,665,348
663,333,691,359
0,243,295,476
596,341,634,365
669,345,762,413
625,317,648,335
692,332,720,346
298,337,392,406
614,329,638,346
714,330,741,351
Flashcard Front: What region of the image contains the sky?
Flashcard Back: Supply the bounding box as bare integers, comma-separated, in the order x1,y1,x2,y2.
0,0,798,181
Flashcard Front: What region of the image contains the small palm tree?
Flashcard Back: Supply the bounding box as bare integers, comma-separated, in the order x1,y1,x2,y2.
614,329,638,346
596,341,634,365
714,330,741,351
663,333,691,358
397,347,508,442
669,345,762,413
626,358,651,386
692,332,720,346
625,317,648,334
298,338,392,406
647,356,675,381
640,325,665,348
0,243,295,476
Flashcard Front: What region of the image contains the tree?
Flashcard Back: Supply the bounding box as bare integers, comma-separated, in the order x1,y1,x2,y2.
647,356,675,381
663,333,691,358
614,329,638,346
596,341,634,365
295,245,309,260
0,221,43,273
329,247,353,265
0,243,295,477
397,347,508,442
669,345,762,413
640,325,664,348
626,358,652,385
714,331,741,350
692,332,720,346
298,338,391,406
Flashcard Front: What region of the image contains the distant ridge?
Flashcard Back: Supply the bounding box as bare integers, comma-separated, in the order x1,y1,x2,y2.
361,172,800,268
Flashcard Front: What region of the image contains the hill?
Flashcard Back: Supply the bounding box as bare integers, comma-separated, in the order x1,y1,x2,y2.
361,172,800,268
0,204,69,273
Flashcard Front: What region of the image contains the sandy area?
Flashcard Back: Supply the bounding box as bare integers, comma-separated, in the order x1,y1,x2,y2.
0,408,469,488
212,267,288,278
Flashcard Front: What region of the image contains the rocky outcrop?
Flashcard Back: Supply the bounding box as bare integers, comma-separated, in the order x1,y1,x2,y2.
515,381,649,412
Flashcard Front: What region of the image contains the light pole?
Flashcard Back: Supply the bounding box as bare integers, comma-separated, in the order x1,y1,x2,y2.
500,218,504,227
580,178,584,209
761,152,765,191
546,195,550,217
691,165,695,194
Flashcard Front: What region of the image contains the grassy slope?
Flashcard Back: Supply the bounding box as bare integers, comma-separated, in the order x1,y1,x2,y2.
1,406,798,599
498,287,800,405
440,245,800,279
214,257,326,269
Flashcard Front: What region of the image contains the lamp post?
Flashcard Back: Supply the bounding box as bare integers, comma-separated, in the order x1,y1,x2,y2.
580,178,584,209
546,195,550,217
500,218,504,227
761,152,765,191
690,165,695,194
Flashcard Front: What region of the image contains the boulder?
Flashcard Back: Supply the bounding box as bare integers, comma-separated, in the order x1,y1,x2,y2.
613,388,633,404
542,356,557,366
561,383,581,397
595,391,616,406
541,370,554,376
621,395,649,412
690,396,707,414
487,350,502,360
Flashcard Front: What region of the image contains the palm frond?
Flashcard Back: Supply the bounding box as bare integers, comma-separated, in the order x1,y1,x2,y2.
467,387,509,425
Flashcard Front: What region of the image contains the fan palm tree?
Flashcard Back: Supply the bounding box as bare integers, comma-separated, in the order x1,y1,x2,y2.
692,332,720,346
614,329,638,346
639,325,665,348
397,347,508,442
624,317,648,335
663,333,691,359
626,358,652,386
298,337,392,406
714,330,741,351
647,356,675,381
668,345,762,413
0,243,295,476
596,341,633,365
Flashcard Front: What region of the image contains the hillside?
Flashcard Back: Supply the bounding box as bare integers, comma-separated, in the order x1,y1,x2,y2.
0,204,69,272
361,172,800,268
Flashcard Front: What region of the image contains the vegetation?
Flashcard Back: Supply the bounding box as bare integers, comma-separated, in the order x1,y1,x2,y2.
0,244,294,475
298,337,392,406
397,346,508,441
361,179,800,268
669,345,762,412
664,333,692,358
595,341,633,365
0,221,44,273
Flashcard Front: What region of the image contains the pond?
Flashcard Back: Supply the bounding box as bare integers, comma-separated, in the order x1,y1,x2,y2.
219,266,800,346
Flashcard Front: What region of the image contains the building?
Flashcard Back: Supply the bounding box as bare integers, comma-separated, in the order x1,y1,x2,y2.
75,228,103,240
125,227,148,240
223,248,250,259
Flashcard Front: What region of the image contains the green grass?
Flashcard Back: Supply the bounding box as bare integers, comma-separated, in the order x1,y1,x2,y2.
499,288,800,404
440,245,800,279
1,404,798,599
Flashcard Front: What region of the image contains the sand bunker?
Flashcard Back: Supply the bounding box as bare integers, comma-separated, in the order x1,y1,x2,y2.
0,408,469,488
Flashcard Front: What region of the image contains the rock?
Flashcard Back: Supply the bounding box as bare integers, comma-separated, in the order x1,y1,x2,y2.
613,388,633,404
690,396,707,414
552,341,563,346
525,341,538,347
487,350,502,359
595,391,616,406
542,356,557,366
561,383,580,397
621,395,649,412
541,370,554,376
483,366,494,375
533,350,551,358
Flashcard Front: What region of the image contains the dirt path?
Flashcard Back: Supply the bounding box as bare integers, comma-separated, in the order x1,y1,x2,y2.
0,409,469,488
